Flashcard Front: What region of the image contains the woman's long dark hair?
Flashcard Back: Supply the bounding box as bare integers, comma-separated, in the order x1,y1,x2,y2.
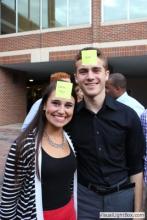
15,80,76,181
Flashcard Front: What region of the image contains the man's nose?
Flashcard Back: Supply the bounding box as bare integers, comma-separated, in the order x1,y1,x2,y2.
87,70,95,79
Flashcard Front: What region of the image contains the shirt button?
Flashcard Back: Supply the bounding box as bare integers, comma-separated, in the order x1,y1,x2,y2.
96,131,100,135
98,146,102,151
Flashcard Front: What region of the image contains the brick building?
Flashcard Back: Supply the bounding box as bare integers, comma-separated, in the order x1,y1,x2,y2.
0,0,147,125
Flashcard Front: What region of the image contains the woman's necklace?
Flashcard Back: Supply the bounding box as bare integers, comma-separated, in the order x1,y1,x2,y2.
45,131,66,148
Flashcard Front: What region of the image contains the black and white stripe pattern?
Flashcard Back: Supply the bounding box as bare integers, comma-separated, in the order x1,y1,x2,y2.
0,132,77,220
0,134,37,220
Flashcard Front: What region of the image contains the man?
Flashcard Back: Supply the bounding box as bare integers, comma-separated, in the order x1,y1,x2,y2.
105,73,145,117
66,47,145,219
140,110,147,216
141,110,147,184
22,72,71,130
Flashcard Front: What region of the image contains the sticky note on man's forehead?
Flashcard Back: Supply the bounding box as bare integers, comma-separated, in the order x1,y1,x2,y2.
55,81,73,99
82,50,97,65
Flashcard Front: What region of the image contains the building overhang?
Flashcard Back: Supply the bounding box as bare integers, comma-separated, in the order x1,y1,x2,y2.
0,55,147,83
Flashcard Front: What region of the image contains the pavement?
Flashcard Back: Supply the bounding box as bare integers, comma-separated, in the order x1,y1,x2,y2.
0,123,22,194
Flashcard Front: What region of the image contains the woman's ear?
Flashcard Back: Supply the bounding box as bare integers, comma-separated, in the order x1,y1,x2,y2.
43,104,46,111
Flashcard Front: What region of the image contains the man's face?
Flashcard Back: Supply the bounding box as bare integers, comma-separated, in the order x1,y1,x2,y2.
75,58,109,98
105,80,118,98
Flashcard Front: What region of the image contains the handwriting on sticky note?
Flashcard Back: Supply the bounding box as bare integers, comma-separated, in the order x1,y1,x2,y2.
82,50,97,65
55,81,73,99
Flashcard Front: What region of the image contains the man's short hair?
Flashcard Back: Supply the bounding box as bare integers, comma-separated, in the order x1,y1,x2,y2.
109,73,127,89
75,47,108,70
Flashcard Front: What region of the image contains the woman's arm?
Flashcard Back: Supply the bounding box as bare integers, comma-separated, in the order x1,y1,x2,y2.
0,143,27,219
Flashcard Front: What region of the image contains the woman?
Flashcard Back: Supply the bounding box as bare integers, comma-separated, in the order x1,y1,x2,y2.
75,84,83,103
0,80,77,220
21,71,71,131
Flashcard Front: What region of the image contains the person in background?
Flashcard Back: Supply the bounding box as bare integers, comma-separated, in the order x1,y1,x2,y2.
75,84,83,103
105,73,145,117
66,47,145,220
22,72,71,130
0,80,77,220
141,109,147,183
140,109,147,216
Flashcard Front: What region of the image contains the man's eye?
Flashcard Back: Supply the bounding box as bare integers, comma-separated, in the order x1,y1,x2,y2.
78,69,88,74
92,68,99,72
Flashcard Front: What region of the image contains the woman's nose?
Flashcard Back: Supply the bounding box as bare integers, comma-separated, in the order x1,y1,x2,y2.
58,105,65,114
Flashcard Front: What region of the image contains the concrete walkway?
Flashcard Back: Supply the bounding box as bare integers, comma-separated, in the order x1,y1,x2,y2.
0,124,22,192
0,123,146,219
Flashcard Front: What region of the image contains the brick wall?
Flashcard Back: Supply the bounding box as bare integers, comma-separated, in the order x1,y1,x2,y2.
102,45,147,57
0,54,31,64
95,1,147,43
0,0,146,124
0,68,26,125
0,0,146,59
49,45,147,61
0,28,92,52
0,0,146,60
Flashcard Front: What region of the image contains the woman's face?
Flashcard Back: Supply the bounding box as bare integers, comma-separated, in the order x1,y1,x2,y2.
43,90,75,128
75,85,83,102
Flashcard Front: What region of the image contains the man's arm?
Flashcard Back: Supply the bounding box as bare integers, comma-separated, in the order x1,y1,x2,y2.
140,110,147,184
130,172,143,212
126,109,145,215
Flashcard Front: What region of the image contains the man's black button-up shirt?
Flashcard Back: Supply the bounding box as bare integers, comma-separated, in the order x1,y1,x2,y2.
66,96,145,186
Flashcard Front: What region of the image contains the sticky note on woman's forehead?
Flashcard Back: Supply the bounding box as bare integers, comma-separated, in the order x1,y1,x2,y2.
55,81,73,99
82,50,97,65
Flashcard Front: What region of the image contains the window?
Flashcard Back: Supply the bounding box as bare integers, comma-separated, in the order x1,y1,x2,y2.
69,0,90,26
0,0,90,34
130,0,147,19
42,0,90,29
102,0,127,22
18,0,40,32
1,0,15,9
0,0,16,34
42,0,67,28
102,0,147,23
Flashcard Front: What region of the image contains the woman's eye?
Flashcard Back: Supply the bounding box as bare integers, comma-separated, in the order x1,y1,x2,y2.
65,103,74,108
52,101,60,106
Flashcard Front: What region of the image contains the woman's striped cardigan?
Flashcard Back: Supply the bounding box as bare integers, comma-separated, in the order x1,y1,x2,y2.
0,131,77,220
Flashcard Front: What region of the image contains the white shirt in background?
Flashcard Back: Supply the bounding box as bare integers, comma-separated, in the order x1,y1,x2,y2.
117,92,145,117
22,98,42,130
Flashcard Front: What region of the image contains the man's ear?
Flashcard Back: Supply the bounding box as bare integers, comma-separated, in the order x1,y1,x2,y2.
106,70,110,80
74,73,78,84
116,86,121,92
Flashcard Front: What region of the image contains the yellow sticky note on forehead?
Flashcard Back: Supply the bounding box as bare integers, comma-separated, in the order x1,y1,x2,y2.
55,81,73,99
82,50,97,65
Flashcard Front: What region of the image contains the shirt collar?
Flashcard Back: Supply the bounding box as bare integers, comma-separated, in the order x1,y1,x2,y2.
117,92,128,102
104,96,118,110
76,100,86,112
76,95,118,113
